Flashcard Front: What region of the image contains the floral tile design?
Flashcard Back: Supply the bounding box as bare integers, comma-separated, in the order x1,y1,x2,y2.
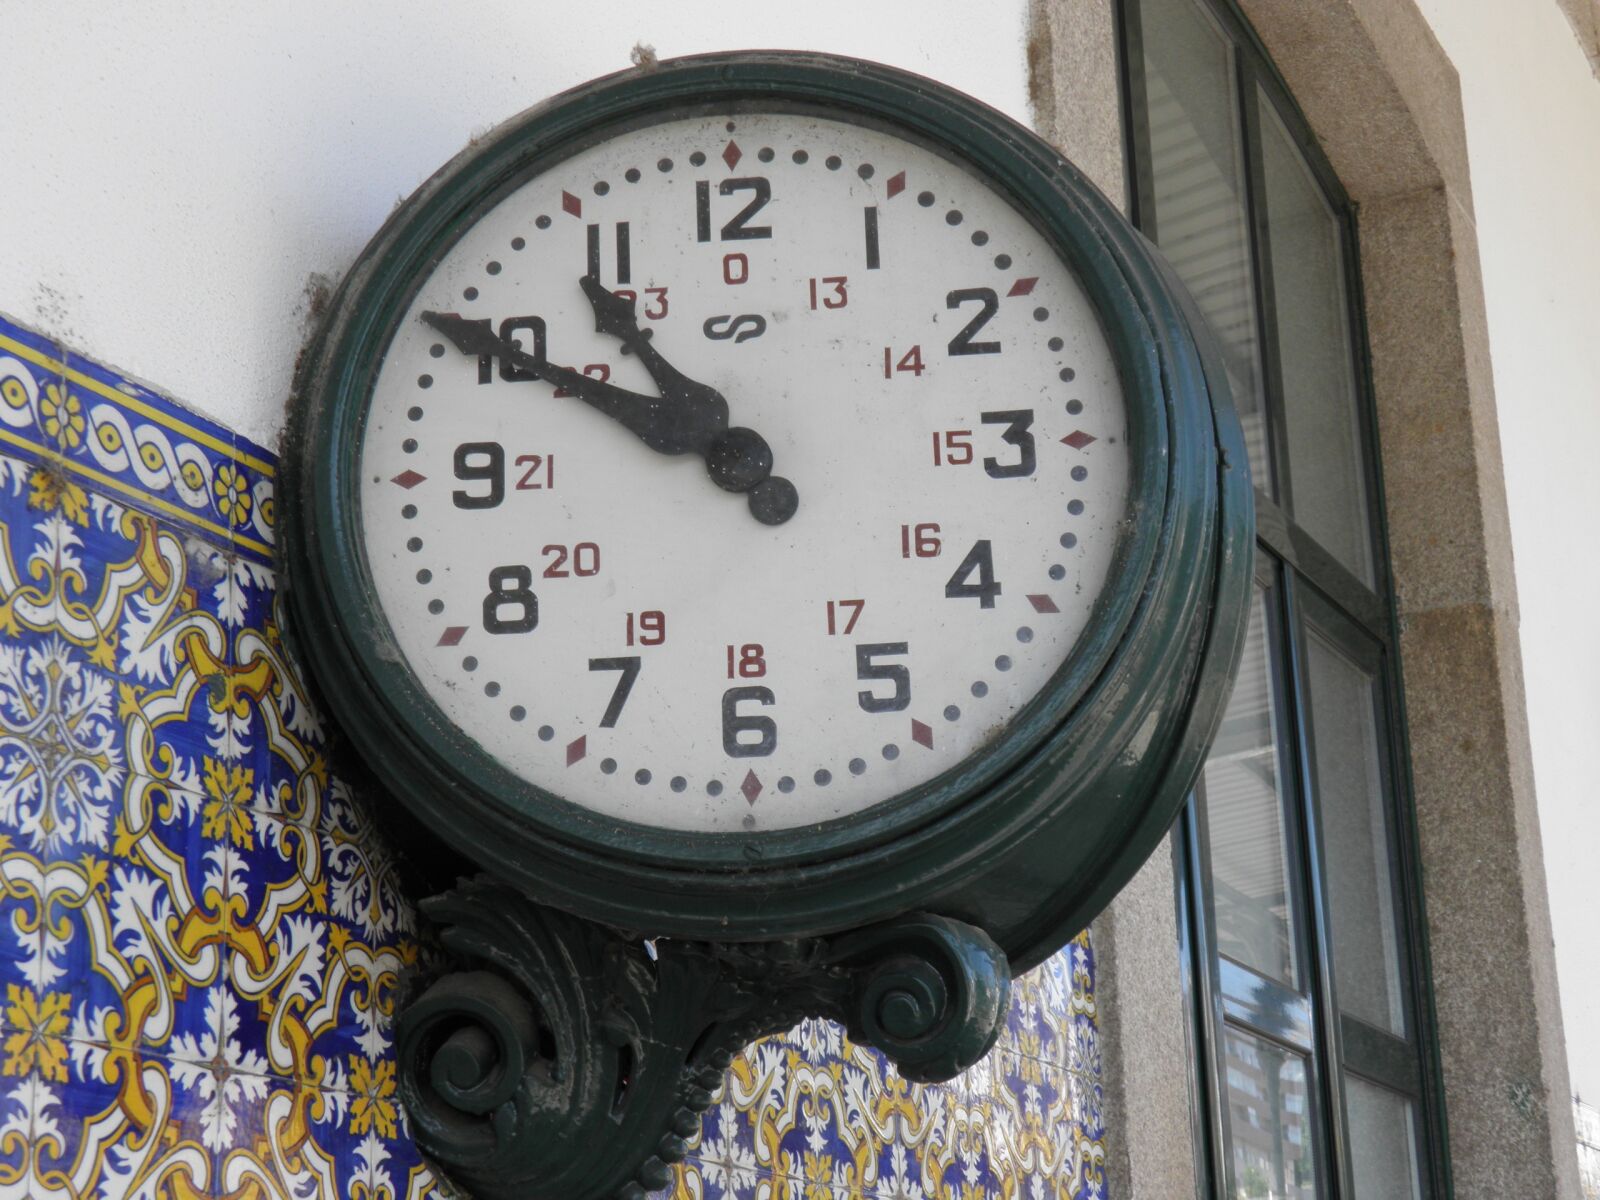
0,312,1103,1199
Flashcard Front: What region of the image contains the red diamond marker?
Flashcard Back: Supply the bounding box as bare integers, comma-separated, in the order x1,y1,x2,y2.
1007,276,1039,297
911,719,933,749
561,190,582,218
722,140,742,170
741,770,763,806
1028,594,1061,614
566,736,587,766
1061,430,1097,450
886,170,906,198
436,626,467,647
391,470,426,489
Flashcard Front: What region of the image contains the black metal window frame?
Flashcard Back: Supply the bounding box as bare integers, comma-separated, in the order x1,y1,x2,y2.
1114,0,1454,1195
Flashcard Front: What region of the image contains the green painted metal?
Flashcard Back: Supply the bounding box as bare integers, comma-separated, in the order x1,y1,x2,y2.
397,874,1010,1200
281,50,1253,966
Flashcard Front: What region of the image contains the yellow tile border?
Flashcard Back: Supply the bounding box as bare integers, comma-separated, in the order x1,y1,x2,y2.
0,427,274,559
0,332,277,478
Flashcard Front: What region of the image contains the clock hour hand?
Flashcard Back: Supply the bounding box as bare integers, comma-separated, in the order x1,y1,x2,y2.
578,275,799,526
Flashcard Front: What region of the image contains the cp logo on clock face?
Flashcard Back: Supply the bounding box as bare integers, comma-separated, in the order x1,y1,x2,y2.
358,111,1132,835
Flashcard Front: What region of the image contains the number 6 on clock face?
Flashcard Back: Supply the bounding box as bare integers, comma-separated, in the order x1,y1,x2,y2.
352,99,1132,837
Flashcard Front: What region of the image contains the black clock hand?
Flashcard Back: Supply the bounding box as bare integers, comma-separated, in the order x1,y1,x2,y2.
421,311,683,450
577,276,799,526
422,306,798,526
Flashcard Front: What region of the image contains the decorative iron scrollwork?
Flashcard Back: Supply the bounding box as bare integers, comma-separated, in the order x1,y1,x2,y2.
397,875,1010,1200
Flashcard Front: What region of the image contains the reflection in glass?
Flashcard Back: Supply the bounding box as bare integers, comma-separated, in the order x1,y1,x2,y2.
1137,0,1271,491
1305,625,1407,1034
1258,93,1373,583
1345,1076,1422,1199
1201,589,1297,985
1225,1030,1321,1198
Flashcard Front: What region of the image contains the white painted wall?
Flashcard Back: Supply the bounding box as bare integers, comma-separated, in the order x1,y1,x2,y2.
1414,0,1600,1104
0,0,1030,449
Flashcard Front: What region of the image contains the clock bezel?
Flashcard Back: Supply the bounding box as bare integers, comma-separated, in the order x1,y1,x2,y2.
283,51,1253,957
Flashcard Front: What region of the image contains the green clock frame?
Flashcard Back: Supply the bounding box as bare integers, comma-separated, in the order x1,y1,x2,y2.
283,52,1252,1200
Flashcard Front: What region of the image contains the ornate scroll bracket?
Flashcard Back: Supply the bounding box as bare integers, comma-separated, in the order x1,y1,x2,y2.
396,874,1011,1200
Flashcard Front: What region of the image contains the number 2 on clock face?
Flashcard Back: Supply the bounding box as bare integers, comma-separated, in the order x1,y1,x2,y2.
358,109,1131,835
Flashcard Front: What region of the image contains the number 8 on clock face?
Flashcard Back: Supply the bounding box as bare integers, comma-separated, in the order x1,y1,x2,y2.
357,108,1131,835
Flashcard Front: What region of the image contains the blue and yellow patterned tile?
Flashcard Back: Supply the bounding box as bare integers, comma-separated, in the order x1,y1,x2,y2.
227,805,412,1094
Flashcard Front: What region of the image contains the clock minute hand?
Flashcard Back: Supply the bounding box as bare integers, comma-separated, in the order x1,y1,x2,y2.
420,311,689,453
578,275,799,526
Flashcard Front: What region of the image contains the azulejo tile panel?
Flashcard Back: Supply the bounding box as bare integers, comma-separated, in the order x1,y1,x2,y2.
0,313,1105,1199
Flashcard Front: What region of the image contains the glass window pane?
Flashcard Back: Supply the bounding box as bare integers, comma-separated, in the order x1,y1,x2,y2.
1225,1029,1323,1198
1257,92,1374,584
1201,587,1298,985
1304,622,1406,1035
1137,0,1272,492
1345,1076,1423,1200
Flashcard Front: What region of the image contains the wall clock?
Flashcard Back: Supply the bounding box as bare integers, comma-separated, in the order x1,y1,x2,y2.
284,51,1251,1200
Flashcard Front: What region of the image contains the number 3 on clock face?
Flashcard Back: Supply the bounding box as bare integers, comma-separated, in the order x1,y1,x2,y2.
354,105,1132,837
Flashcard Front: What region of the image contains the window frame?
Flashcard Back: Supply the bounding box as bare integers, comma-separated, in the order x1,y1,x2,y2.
1114,0,1455,1194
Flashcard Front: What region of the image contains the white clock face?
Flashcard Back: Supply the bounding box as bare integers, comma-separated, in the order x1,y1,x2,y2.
358,110,1131,835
